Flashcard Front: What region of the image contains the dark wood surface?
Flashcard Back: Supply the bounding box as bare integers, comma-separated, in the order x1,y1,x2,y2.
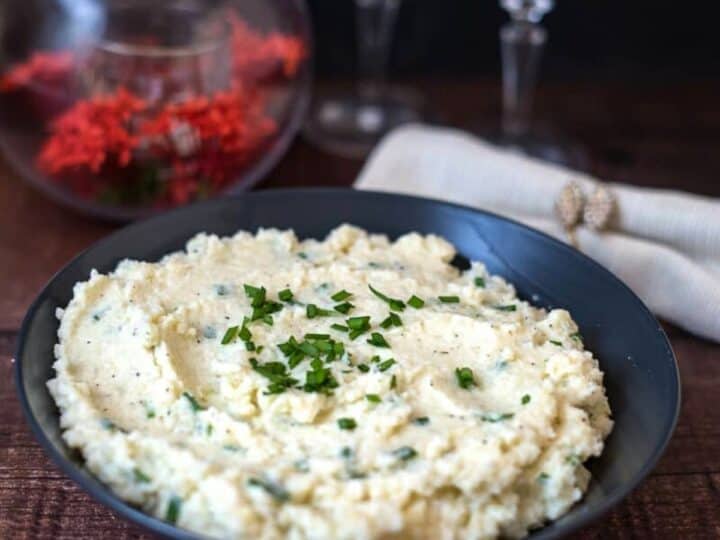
1,79,719,538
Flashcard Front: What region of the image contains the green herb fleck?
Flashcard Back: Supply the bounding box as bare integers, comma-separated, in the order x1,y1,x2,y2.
337,417,357,430
367,332,390,348
566,453,582,466
455,367,475,389
331,323,349,332
306,304,331,318
494,304,517,312
298,251,308,260
182,392,205,412
166,496,182,524
278,288,294,302
474,277,486,288
439,295,460,303
407,295,425,309
412,416,430,425
481,412,515,423
380,312,402,329
221,325,239,345
365,394,381,404
247,477,290,502
133,468,151,483
333,302,354,314
571,331,583,344
549,339,563,346
393,446,418,461
331,290,352,302
521,394,531,405
369,284,405,311
390,374,397,389
378,358,396,372
358,364,370,373
538,472,550,483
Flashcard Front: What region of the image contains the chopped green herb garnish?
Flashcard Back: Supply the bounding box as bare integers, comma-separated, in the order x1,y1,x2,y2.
133,468,151,483
412,416,430,425
238,325,251,342
305,333,330,340
303,359,339,394
481,412,515,423
365,394,381,403
522,394,531,405
407,295,425,309
331,290,352,302
340,446,353,458
390,374,397,389
298,251,308,259
378,358,396,372
182,392,205,412
306,304,331,318
331,323,349,332
357,364,370,373
250,358,299,394
455,367,475,389
337,417,357,430
221,325,239,345
380,312,402,329
206,423,214,436
166,496,182,524
494,304,517,312
474,277,486,288
333,302,354,314
571,331,583,344
439,295,460,303
247,477,290,502
347,316,371,339
367,332,390,348
392,446,418,461
538,472,550,483
370,355,380,363
549,340,562,346
566,453,582,466
369,284,405,311
278,288,294,302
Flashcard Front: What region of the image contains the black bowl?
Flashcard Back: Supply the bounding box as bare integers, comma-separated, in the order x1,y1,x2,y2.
15,188,680,539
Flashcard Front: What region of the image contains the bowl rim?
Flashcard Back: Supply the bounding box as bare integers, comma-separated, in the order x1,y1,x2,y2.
14,187,681,539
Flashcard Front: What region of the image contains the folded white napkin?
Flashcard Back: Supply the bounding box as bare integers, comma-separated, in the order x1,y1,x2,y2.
355,124,720,342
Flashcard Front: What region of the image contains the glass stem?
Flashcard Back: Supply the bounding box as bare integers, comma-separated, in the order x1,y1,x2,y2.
500,20,547,139
354,0,401,99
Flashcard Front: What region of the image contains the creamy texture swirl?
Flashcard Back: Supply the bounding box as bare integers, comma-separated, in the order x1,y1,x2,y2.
48,225,612,539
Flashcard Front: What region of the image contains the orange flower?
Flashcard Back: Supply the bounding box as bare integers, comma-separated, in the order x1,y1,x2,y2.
0,51,74,92
38,89,145,174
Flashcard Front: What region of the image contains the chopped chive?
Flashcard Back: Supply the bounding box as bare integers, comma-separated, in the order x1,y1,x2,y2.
278,288,294,302
367,333,390,348
494,304,517,312
366,394,381,404
245,341,256,351
306,304,318,318
392,446,417,461
412,416,430,425
378,358,396,372
521,394,531,405
238,325,251,342
333,302,354,314
331,323,349,332
549,340,562,346
166,496,182,524
480,412,515,423
455,367,475,390
305,333,330,340
221,325,239,345
357,364,370,373
299,342,319,357
182,392,205,412
368,284,405,311
571,331,583,343
262,315,273,326
390,374,397,389
346,316,371,330
474,276,486,288
380,312,402,329
538,472,550,483
331,290,352,302
370,355,380,363
133,468,151,483
438,295,460,303
337,417,357,430
247,477,290,502
407,295,425,309
297,251,308,260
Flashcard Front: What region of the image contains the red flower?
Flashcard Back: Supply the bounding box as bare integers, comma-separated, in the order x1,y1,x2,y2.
0,51,74,92
38,88,145,174
229,14,306,81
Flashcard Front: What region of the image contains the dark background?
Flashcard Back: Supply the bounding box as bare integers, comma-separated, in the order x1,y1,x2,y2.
308,0,715,81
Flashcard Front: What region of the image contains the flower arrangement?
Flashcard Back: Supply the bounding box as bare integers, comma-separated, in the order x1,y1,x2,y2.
0,11,306,208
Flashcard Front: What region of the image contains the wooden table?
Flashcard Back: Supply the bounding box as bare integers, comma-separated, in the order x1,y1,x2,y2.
1,80,719,538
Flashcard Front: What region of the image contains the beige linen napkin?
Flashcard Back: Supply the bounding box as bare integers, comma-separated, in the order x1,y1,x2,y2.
355,124,720,342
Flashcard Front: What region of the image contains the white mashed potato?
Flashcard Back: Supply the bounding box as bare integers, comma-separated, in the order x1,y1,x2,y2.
48,225,612,539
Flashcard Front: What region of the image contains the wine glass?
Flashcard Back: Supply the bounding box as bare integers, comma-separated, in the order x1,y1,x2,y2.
497,0,587,167
303,0,423,158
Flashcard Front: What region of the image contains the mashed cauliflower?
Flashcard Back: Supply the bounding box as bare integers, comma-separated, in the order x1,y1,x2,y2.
48,225,612,539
